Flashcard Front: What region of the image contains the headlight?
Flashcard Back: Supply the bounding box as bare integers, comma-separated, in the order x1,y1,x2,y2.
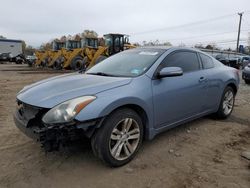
42,96,96,124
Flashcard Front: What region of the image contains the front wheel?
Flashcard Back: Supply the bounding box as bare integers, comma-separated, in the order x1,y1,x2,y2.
53,60,63,70
214,86,235,119
91,108,143,167
70,56,84,71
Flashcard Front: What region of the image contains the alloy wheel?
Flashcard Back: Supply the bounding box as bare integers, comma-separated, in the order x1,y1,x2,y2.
223,90,234,115
109,118,140,161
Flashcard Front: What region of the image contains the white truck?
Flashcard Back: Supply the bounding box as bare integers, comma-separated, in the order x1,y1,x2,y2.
0,38,24,63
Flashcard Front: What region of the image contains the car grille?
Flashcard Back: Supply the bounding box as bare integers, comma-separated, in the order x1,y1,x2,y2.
16,101,48,128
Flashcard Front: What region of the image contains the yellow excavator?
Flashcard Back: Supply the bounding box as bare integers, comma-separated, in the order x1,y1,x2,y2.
34,50,51,67
34,50,45,66
53,36,98,70
35,33,135,70
82,33,136,70
34,49,55,67
47,40,66,68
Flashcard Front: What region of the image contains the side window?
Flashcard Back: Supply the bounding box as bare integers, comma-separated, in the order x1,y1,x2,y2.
200,53,214,69
161,51,200,73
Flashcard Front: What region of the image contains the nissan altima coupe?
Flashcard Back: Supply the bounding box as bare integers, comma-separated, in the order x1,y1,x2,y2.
14,47,240,167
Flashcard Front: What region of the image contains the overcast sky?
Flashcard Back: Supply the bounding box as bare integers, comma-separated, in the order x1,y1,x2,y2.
1,0,250,49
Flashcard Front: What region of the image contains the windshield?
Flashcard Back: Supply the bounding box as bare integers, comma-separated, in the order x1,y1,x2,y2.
86,48,165,77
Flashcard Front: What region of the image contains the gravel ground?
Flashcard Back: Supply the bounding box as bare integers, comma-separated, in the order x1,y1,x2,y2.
0,64,249,188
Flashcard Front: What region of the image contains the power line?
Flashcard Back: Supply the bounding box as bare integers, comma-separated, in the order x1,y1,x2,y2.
166,29,250,41
244,10,250,14
183,41,248,48
242,18,250,28
131,13,237,35
187,39,247,45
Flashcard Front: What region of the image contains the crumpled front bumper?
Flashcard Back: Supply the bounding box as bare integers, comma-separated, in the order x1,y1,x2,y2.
13,102,103,151
13,111,40,140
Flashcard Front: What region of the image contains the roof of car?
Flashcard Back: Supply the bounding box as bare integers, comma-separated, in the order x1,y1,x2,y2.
136,46,203,53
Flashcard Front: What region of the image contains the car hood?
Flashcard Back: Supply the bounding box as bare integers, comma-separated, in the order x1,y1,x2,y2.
17,73,132,108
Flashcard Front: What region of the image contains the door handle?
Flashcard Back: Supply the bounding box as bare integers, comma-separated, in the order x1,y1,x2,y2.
199,77,207,82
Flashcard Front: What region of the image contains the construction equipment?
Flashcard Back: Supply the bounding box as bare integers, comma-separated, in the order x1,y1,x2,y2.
34,49,55,67
34,50,48,67
53,36,99,70
83,33,136,70
34,33,135,70
47,40,66,68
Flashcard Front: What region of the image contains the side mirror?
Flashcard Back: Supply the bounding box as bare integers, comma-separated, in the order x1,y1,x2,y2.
158,67,183,78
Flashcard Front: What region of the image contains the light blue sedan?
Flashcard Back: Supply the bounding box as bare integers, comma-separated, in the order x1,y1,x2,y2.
14,47,240,167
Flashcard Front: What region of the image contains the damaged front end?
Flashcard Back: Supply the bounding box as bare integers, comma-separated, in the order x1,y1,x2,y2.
13,100,103,151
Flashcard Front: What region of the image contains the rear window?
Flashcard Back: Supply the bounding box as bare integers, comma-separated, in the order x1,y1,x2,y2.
200,53,214,69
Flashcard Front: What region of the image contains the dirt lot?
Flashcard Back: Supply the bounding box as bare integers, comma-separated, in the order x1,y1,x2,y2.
0,64,249,188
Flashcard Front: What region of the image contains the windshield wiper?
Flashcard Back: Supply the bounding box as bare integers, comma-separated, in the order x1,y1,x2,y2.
86,72,116,77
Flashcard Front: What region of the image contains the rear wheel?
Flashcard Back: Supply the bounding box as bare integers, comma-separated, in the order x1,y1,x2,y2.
70,56,83,71
81,56,88,72
41,58,48,67
40,60,46,67
91,108,143,167
53,59,63,70
215,86,235,119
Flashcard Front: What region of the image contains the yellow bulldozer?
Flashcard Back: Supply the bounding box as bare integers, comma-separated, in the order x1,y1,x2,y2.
35,49,58,67
82,33,136,70
47,40,66,68
34,49,58,68
34,33,135,71
52,36,98,70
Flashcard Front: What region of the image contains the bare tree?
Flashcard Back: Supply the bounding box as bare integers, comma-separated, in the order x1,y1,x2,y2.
24,45,35,55
74,34,81,41
81,30,98,38
163,42,172,46
60,36,67,42
22,41,26,53
194,44,204,49
178,43,186,47
40,42,52,50
142,40,172,46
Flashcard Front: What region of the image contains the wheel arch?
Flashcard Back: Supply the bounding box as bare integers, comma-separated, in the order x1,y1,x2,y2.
99,103,151,140
226,82,238,94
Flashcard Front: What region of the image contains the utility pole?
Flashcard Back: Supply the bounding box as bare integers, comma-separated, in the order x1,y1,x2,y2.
236,12,243,52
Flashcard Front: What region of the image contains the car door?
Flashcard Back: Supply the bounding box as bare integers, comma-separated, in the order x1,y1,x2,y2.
199,53,221,110
152,50,208,128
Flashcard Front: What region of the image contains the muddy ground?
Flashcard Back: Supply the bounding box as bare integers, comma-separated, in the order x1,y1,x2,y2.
0,64,249,188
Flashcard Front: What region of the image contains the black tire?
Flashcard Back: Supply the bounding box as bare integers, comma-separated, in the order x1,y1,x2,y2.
53,59,63,70
214,86,235,119
95,55,107,64
91,108,143,167
27,60,33,67
80,56,88,72
41,59,48,67
70,56,83,71
245,80,250,84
